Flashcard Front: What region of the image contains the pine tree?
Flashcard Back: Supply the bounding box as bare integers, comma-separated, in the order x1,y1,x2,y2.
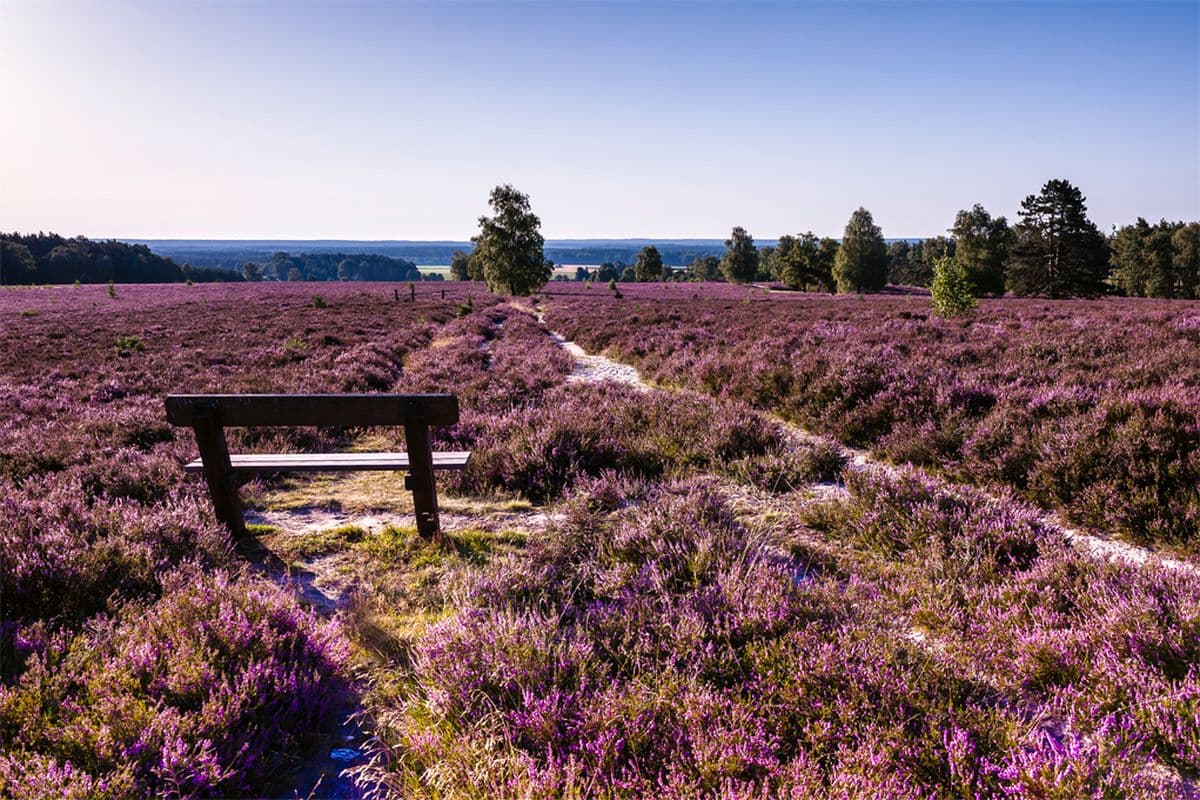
720,226,759,283
1006,179,1108,298
833,207,888,293
471,184,551,296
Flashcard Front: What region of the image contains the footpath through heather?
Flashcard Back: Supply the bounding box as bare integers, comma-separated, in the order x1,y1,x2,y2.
526,301,1198,577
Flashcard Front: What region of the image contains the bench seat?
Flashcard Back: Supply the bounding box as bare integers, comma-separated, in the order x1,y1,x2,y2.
184,451,472,474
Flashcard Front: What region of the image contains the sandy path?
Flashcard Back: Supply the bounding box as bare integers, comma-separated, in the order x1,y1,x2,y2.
531,306,1197,577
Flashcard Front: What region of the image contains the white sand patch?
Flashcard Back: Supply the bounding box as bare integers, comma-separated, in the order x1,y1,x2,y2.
547,330,650,389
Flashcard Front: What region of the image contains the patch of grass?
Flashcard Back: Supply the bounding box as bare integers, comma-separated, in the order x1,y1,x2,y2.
245,523,280,537
259,471,409,513
19,310,37,318
281,523,368,560
359,525,524,567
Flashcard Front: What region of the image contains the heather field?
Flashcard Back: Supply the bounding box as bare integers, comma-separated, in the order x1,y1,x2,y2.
2,282,1200,799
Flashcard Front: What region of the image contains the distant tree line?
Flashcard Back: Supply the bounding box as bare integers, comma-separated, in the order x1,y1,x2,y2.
242,251,432,282
0,232,239,285
669,178,1198,299
508,176,1196,299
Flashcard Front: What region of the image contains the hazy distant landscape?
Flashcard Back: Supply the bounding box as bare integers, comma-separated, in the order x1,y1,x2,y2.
125,238,742,269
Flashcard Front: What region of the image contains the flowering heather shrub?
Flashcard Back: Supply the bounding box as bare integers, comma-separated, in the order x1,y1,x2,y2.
0,284,494,796
541,286,1200,549
809,466,1200,787
397,306,574,416
0,477,230,648
457,382,786,502
358,478,1178,797
0,567,349,798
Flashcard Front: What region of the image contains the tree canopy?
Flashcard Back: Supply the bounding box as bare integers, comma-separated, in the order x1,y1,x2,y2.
471,184,551,296
774,233,836,291
720,227,758,284
1110,218,1198,299
833,208,887,293
1006,179,1108,298
449,250,473,281
950,204,1013,296
0,232,237,285
931,255,977,317
634,245,664,282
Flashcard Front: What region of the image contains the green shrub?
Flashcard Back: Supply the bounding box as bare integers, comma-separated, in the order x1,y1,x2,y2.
114,335,145,355
931,255,977,318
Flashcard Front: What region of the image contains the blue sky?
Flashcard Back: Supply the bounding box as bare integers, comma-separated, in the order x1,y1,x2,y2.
1,1,1197,239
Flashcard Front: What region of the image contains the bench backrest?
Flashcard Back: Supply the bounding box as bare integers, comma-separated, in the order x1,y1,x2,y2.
164,393,459,428
165,392,460,540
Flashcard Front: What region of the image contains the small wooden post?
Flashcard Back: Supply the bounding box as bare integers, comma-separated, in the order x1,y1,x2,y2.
409,283,416,302
191,402,245,539
402,398,440,538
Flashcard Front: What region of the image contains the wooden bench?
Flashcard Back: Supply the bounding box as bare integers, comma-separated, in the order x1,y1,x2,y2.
164,393,469,539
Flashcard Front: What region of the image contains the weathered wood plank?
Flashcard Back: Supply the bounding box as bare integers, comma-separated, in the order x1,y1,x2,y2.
402,399,440,539
190,404,246,539
182,451,472,473
165,394,459,428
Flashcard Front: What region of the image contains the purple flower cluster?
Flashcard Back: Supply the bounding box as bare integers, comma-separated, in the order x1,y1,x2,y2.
1,283,491,796
367,470,1197,796
1,566,349,798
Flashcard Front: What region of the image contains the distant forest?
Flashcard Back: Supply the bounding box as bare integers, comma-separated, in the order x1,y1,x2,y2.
0,232,236,285
0,233,434,285
248,251,426,282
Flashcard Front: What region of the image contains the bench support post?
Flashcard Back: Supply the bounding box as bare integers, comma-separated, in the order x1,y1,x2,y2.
191,404,246,539
403,401,440,539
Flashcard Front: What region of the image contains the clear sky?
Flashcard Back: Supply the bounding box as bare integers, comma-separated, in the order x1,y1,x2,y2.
1,0,1197,240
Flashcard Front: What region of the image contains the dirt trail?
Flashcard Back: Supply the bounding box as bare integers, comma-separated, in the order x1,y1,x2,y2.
530,305,1198,577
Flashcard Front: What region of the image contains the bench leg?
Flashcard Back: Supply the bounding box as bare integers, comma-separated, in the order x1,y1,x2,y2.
192,411,246,539
403,421,440,538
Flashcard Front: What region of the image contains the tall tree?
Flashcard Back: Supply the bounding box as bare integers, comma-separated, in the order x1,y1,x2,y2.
720,226,758,283
951,204,1013,296
471,184,551,296
687,255,721,281
773,235,798,283
756,245,776,281
886,240,912,286
1006,179,1108,298
890,238,952,288
816,238,840,292
0,240,36,284
1173,223,1200,299
833,207,888,293
449,250,472,281
1109,218,1195,299
775,232,834,291
634,245,664,282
